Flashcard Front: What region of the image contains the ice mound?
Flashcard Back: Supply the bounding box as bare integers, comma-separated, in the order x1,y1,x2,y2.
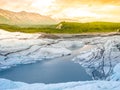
0,30,71,70
73,36,120,80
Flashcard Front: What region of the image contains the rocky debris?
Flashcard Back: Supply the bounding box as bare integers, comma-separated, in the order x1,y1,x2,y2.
38,33,60,39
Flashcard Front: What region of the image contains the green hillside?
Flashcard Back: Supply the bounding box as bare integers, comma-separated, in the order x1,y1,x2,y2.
0,22,120,33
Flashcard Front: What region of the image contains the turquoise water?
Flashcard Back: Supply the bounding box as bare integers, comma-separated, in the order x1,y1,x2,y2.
0,54,92,84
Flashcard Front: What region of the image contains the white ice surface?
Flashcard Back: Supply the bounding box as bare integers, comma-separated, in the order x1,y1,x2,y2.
0,30,75,70
1,63,120,90
0,78,120,90
1,30,120,89
73,36,120,80
109,63,120,81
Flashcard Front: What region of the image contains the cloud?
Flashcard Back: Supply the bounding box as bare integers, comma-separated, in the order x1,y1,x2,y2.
50,0,120,22
55,0,120,6
0,0,59,16
0,0,33,12
0,0,120,22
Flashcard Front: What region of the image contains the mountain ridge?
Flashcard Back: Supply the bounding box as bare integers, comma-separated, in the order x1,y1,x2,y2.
0,9,57,25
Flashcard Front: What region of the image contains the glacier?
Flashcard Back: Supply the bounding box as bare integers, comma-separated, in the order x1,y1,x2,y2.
1,29,120,89
1,29,120,80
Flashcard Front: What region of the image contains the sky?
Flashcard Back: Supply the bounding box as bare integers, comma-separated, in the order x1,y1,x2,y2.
0,0,120,22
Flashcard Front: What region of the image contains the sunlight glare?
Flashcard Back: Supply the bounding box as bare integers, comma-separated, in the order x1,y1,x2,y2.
64,8,100,18
32,0,54,8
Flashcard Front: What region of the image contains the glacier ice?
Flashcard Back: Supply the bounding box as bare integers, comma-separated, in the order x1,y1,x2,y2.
0,29,72,70
1,30,120,89
0,78,120,90
73,36,120,80
1,29,120,81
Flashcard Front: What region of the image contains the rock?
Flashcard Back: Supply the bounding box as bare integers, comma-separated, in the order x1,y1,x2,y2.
56,24,63,29
38,33,60,39
117,29,120,32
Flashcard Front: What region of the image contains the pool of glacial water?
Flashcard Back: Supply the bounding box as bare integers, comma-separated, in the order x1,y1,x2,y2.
0,46,92,84
0,55,92,84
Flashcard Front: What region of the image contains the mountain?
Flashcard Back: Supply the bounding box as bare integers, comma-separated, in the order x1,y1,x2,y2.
0,9,57,25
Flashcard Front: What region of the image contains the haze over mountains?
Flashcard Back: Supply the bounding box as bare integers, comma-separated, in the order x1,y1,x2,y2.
0,9,57,25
